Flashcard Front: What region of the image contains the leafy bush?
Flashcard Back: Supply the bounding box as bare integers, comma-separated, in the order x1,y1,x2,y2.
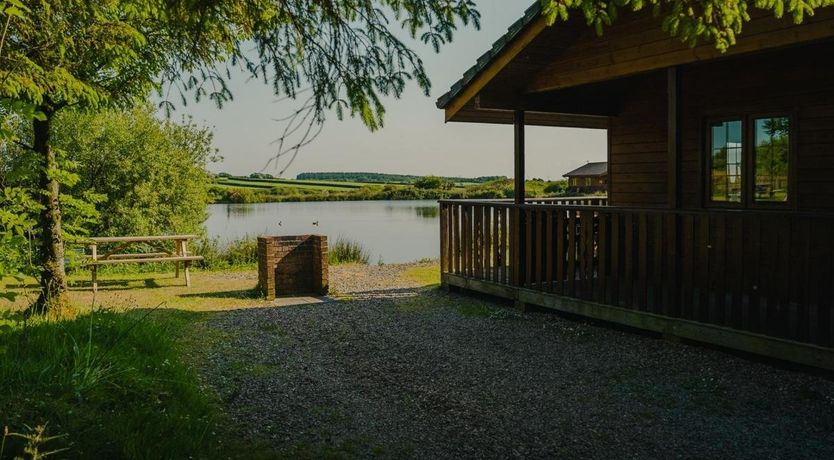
414,175,450,190
53,106,218,237
329,238,370,265
212,187,259,204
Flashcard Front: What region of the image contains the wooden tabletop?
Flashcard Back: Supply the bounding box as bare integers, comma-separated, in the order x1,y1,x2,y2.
88,235,198,244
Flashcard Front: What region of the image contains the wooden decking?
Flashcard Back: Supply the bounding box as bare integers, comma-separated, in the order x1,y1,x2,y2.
439,198,834,370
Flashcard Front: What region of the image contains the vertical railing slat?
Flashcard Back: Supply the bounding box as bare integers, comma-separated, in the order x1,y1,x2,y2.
546,210,554,293
565,209,576,297
535,209,544,291
610,213,620,306
595,210,607,303
637,213,648,311
623,213,634,309
556,209,566,296
681,215,694,320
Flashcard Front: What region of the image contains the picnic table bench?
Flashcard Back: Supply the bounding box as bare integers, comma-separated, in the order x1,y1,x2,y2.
85,235,203,292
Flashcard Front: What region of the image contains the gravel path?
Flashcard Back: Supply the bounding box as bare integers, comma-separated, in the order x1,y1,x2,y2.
192,263,834,459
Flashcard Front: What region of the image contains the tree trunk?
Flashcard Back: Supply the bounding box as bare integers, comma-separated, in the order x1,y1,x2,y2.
30,108,69,316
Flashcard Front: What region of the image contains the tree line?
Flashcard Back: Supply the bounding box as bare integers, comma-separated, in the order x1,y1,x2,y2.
295,172,506,184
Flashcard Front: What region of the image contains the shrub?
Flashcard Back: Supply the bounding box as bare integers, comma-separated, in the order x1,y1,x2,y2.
414,175,453,190
329,238,370,265
219,188,259,203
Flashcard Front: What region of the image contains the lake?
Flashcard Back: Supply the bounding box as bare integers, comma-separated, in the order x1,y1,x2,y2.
205,200,440,264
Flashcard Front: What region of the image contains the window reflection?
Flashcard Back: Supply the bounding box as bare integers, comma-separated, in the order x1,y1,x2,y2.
754,117,790,202
710,120,743,203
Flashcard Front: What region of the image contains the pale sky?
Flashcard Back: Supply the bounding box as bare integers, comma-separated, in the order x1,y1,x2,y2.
171,1,607,180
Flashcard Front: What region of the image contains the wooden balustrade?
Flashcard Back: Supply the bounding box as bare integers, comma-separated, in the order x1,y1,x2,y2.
440,199,834,349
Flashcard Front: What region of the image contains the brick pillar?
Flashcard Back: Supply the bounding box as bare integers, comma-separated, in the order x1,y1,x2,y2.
258,235,329,300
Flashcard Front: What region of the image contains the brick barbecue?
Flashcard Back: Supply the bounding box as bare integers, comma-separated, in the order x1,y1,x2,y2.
257,235,328,299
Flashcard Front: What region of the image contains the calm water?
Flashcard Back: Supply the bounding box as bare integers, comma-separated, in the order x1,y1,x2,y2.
205,200,440,263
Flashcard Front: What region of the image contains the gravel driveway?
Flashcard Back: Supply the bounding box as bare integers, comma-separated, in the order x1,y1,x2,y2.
192,263,834,459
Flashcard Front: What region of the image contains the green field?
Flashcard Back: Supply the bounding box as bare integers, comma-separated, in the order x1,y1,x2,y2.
210,175,575,204
213,176,401,192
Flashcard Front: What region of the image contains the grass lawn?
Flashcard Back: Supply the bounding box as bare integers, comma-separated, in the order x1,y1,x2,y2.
3,267,272,313
0,307,236,459
0,263,447,458
0,266,289,458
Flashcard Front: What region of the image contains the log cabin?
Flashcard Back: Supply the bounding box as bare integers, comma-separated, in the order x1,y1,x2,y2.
564,161,608,194
436,3,834,370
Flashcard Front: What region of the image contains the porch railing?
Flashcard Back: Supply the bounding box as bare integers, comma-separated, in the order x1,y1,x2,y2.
439,198,834,349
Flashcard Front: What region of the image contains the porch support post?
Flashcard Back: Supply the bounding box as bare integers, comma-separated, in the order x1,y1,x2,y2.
667,66,681,209
512,110,526,287
514,110,526,205
665,66,681,312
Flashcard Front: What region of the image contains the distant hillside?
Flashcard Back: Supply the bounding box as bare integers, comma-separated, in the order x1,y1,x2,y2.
296,172,507,184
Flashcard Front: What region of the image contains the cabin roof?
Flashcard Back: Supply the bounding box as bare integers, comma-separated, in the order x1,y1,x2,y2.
437,4,834,128
563,162,608,178
435,2,541,110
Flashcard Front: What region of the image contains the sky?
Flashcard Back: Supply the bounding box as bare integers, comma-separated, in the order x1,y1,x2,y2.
171,1,607,180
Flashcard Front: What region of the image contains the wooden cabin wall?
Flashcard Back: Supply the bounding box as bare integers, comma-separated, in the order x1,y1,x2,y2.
680,40,834,211
607,71,668,207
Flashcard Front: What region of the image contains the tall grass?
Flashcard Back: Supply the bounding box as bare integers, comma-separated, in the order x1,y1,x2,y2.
0,309,229,458
195,237,258,269
328,238,370,265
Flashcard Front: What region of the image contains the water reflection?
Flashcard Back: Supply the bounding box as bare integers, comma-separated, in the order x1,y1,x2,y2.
414,206,439,219
225,204,255,218
205,200,440,263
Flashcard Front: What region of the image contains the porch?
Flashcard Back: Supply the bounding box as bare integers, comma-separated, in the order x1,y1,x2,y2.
439,198,834,369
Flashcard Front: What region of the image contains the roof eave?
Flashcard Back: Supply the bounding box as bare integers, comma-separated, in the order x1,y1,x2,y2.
436,2,545,118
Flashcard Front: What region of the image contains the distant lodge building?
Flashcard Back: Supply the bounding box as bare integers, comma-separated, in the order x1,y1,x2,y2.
563,162,607,193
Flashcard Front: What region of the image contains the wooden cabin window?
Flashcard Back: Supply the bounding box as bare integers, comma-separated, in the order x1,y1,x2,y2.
709,120,743,203
753,117,790,203
707,115,792,207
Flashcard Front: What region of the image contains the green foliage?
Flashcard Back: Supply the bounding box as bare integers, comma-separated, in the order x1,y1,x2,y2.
3,0,480,129
1,124,100,276
194,237,259,270
0,309,229,458
0,186,38,296
209,178,578,204
210,186,259,204
1,0,480,310
248,172,274,179
296,171,506,185
539,0,834,52
329,238,370,265
1,106,215,298
414,175,452,190
543,180,568,195
50,106,217,237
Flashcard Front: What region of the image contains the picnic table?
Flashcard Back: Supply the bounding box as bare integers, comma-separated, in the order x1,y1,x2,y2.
85,235,203,292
